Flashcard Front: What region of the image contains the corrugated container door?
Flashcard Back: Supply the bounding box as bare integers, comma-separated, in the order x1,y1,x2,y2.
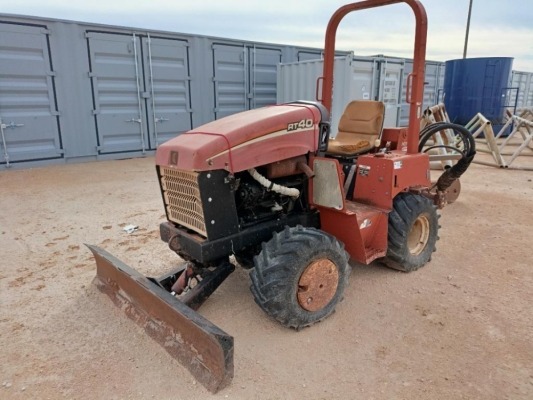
0,22,62,166
377,59,403,127
526,75,533,107
349,57,376,103
510,72,525,108
212,44,247,119
420,62,444,111
276,58,325,105
399,60,445,127
142,36,192,148
87,32,149,154
511,71,533,108
334,56,376,134
249,47,281,109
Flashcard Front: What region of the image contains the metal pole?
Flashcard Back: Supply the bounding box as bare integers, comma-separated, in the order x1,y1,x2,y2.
147,33,158,148
132,34,146,154
243,45,248,110
252,45,256,109
463,0,473,58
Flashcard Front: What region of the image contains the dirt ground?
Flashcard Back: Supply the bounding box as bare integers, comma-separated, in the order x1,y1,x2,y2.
1,153,532,400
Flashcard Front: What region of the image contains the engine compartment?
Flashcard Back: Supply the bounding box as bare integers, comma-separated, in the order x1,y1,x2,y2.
234,168,308,228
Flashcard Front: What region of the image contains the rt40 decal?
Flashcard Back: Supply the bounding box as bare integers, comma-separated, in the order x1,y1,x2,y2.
287,119,313,132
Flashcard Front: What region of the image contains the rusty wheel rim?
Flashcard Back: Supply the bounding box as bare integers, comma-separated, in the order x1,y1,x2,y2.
297,259,339,312
408,214,430,256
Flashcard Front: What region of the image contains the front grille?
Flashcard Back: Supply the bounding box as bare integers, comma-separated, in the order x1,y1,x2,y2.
160,167,207,237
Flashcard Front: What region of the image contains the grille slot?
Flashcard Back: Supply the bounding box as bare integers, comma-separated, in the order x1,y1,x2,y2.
161,168,207,237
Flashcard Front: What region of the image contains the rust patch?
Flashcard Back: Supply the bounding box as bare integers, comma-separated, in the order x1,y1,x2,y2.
297,259,339,312
87,244,234,393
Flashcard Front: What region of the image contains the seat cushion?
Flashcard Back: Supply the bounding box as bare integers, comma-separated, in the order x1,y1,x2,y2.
326,100,384,156
327,133,375,156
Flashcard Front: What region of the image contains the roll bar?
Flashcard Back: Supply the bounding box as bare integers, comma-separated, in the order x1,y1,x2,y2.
321,0,427,154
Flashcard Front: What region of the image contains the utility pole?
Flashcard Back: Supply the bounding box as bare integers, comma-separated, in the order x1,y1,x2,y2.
463,0,473,58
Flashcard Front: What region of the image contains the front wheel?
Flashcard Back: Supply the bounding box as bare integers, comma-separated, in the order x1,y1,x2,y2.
382,193,439,272
250,226,350,330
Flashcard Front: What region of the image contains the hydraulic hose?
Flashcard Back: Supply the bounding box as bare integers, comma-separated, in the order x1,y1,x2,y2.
418,122,476,193
248,168,300,199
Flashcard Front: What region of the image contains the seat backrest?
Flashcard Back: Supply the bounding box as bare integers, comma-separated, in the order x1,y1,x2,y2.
337,100,385,139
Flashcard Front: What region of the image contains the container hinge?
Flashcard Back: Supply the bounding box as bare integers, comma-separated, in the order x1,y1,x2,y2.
84,32,93,39
92,109,99,115
51,111,60,116
41,28,51,35
214,107,219,113
46,71,56,77
88,72,97,78
212,77,218,82
56,149,65,155
247,93,253,99
96,145,102,151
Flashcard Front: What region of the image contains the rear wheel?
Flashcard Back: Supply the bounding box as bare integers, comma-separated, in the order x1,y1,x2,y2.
250,226,350,329
382,193,439,272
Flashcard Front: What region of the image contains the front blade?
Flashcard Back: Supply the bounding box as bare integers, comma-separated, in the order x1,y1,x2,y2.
86,245,233,393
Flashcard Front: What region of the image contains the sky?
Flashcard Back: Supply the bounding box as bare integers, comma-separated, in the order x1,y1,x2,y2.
2,0,532,71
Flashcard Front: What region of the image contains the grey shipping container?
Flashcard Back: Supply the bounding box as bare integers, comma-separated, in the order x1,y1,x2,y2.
277,54,405,137
0,13,348,169
0,22,63,165
1,13,531,170
399,59,446,126
510,70,533,109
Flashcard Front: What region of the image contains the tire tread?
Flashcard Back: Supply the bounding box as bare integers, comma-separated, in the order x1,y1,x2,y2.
250,226,350,329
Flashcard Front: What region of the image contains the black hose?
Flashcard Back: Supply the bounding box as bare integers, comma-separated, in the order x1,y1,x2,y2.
418,123,476,192
419,122,475,157
435,153,475,192
422,145,466,158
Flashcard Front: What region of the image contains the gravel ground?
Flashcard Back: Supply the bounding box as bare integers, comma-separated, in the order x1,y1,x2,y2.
1,152,532,399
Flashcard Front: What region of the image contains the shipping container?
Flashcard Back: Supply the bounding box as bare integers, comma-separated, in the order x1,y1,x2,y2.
0,13,347,169
277,54,445,136
510,70,533,109
1,13,531,170
398,59,446,126
0,22,63,165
